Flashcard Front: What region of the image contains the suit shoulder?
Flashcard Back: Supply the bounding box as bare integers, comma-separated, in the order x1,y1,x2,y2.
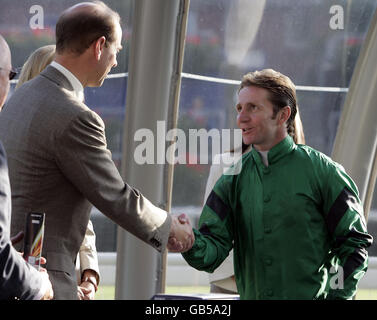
66,107,105,133
22,76,102,128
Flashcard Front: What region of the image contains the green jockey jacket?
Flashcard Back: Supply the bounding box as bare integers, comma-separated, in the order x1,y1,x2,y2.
182,136,373,300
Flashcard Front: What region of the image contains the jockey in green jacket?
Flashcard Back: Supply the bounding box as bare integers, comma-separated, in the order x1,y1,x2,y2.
183,136,372,299
182,69,372,300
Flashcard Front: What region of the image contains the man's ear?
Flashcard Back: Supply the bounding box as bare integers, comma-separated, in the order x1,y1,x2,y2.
94,36,106,61
278,106,291,125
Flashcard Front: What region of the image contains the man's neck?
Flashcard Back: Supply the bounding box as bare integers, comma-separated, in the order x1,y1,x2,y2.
54,55,88,87
254,132,288,153
51,61,84,102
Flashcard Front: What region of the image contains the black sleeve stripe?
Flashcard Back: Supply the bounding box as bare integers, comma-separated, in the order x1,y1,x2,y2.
326,187,355,235
343,248,368,280
333,227,373,249
205,190,230,221
199,223,212,236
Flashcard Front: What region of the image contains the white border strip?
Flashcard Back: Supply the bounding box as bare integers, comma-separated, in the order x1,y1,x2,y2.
11,71,349,93
181,72,349,93
181,72,241,85
295,85,348,93
105,72,128,79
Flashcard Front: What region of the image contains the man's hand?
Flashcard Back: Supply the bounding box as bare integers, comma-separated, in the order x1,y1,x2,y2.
39,268,54,300
78,269,98,300
167,214,195,253
77,285,94,300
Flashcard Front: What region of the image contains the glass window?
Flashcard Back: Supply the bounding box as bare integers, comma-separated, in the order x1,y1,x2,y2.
172,78,238,223
1,0,132,74
183,0,376,87
171,0,377,290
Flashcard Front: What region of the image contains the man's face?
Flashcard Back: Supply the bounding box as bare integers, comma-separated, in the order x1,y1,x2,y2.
0,43,11,109
236,85,281,151
95,22,122,87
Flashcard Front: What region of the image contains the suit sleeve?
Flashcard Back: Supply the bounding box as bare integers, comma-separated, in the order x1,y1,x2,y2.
0,143,43,300
54,110,171,252
321,162,373,299
78,220,100,283
183,174,234,273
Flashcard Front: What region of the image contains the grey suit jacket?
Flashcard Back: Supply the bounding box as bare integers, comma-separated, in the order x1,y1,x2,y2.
0,66,171,299
0,142,43,300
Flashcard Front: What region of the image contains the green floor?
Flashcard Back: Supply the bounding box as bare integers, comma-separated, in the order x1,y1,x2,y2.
95,285,377,300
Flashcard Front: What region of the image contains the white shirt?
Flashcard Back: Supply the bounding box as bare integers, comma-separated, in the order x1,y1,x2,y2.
257,150,269,167
50,61,84,102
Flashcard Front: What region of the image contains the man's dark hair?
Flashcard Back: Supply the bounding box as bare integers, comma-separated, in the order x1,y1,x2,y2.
239,69,298,141
55,1,120,55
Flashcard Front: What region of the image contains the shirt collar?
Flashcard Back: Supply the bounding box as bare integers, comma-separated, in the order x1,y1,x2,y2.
50,61,84,102
251,135,296,167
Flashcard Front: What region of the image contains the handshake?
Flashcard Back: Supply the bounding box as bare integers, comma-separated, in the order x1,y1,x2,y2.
167,214,195,253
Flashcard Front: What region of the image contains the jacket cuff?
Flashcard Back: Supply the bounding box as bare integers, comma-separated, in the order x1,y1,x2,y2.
150,212,172,252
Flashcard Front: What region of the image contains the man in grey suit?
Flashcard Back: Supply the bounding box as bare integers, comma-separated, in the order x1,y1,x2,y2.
0,2,194,300
0,34,53,300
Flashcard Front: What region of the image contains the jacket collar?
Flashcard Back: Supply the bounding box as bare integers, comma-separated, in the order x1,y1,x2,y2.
251,135,296,167
40,65,75,93
50,61,84,102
